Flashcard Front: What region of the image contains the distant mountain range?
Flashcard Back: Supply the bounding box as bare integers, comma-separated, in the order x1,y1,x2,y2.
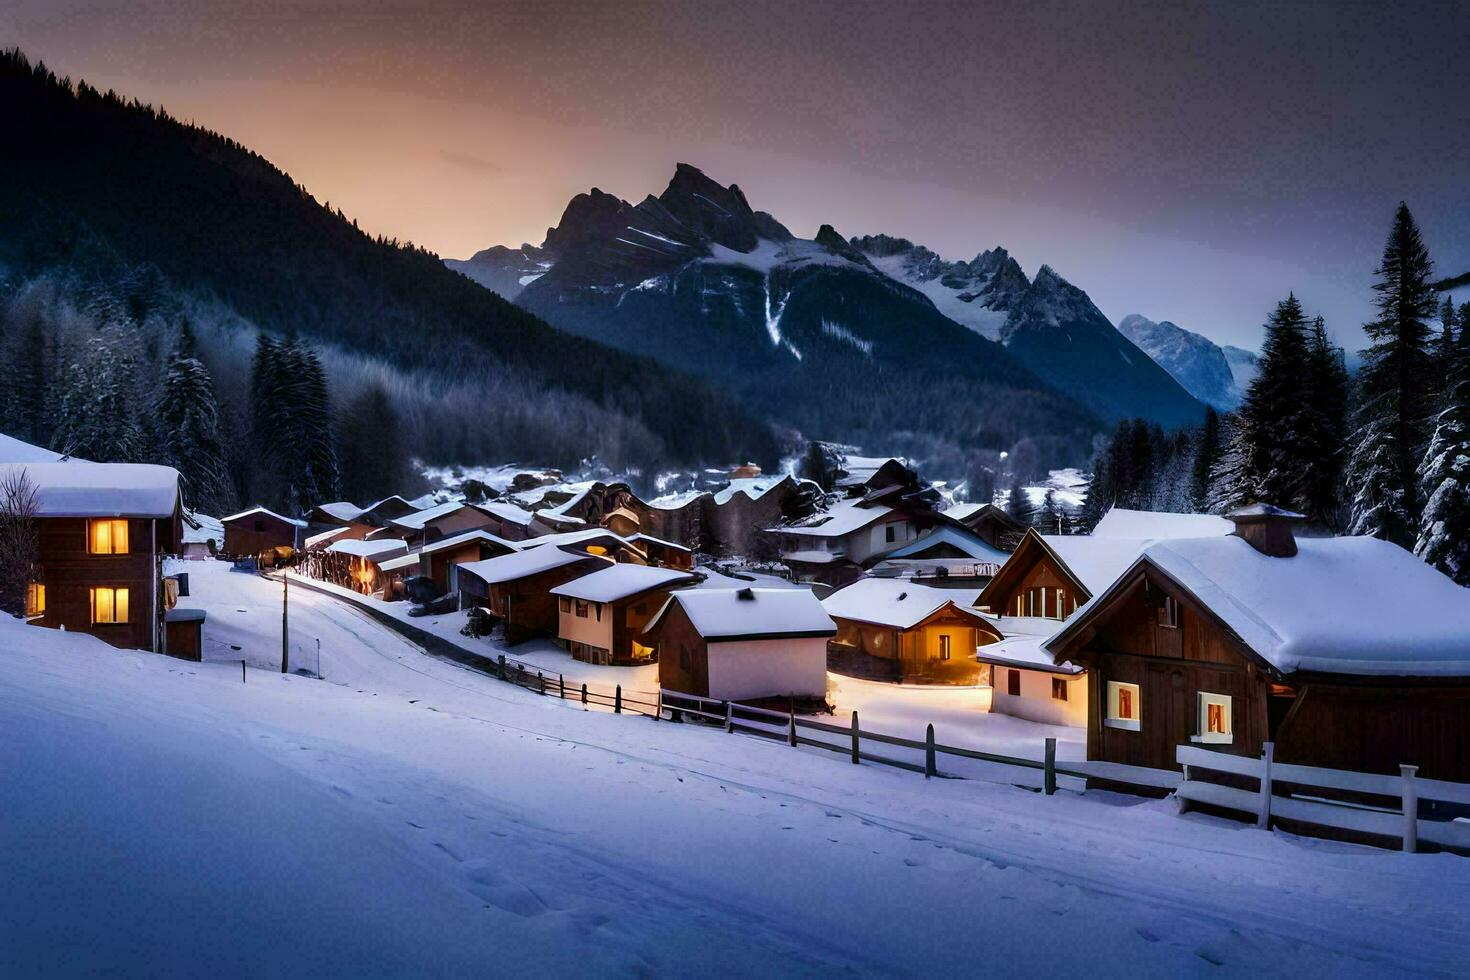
1118,314,1242,411
452,164,1206,467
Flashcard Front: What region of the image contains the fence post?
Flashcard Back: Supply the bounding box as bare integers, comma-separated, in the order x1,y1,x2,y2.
498,654,506,680
559,674,565,699
517,663,525,687
925,724,936,778
242,659,246,684
581,683,588,706
1401,764,1419,853
655,690,662,721
1257,742,1274,829
725,701,733,733
615,684,622,714
1043,737,1057,796
850,711,860,764
788,708,798,747
538,672,545,696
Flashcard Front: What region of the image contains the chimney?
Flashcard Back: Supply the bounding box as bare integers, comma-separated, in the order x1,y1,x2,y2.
1226,503,1305,557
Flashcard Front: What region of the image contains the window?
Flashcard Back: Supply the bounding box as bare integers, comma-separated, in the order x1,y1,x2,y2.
575,600,589,618
586,545,608,557
1007,669,1021,696
26,582,45,618
1051,677,1068,701
1158,595,1180,629
1105,681,1141,731
1055,589,1066,620
90,587,130,625
1193,692,1233,744
88,519,129,555
1014,595,1024,616
594,602,602,622
559,597,571,613
885,524,897,543
938,635,951,661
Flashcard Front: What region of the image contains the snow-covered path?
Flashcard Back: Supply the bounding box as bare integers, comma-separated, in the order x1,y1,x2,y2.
6,564,1470,976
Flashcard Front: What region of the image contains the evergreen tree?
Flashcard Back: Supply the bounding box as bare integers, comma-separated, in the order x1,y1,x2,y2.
0,315,49,445
278,338,340,512
796,441,838,493
1432,297,1459,402
1298,316,1351,528
53,331,145,462
156,325,232,514
1234,294,1313,509
1346,203,1438,546
1415,316,1470,583
337,383,404,504
1189,406,1221,511
1005,474,1033,525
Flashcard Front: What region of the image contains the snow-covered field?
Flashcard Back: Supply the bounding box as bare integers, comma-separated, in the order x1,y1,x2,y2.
6,565,1470,975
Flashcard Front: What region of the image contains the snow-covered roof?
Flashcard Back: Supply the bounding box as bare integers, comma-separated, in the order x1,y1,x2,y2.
769,501,893,538
713,476,787,506
327,538,409,560
1051,535,1470,677
312,501,366,523
519,528,636,552
305,526,352,550
1040,535,1156,595
781,549,841,564
480,501,538,526
458,546,612,586
1,462,181,518
389,500,478,530
221,505,307,527
1092,508,1233,539
647,489,706,510
835,456,902,487
377,552,422,572
630,532,691,553
822,578,991,630
978,628,1084,675
884,526,1010,563
0,433,68,463
943,501,986,522
181,510,223,545
550,565,697,603
646,587,836,641
418,527,518,556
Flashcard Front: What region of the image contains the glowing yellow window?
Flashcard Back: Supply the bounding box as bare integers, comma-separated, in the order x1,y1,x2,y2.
1105,680,1141,731
90,587,130,625
26,582,45,617
585,545,608,556
88,519,130,555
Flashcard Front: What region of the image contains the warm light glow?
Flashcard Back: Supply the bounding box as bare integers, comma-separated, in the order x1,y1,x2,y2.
26,582,45,617
1106,681,1140,730
585,545,608,556
88,519,129,555
1196,691,1233,743
90,587,130,625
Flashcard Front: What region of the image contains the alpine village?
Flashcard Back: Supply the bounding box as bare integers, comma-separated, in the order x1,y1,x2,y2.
4,15,1470,977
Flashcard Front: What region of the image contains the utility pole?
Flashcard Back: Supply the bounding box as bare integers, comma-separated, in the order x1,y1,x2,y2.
281,570,290,675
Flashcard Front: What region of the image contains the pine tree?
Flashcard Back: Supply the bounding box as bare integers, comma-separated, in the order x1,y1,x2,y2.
1235,294,1313,509
1006,474,1033,525
1346,203,1438,546
53,331,145,462
1189,406,1221,511
1415,316,1470,583
278,338,340,512
156,324,232,514
337,383,404,504
1298,316,1351,528
1432,297,1459,403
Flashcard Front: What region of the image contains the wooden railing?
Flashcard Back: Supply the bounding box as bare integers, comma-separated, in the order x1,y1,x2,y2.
1176,743,1470,853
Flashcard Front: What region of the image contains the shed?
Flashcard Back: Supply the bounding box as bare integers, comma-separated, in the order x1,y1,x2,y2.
221,506,306,557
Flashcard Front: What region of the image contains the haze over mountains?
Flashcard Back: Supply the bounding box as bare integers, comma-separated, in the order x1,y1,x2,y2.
453,164,1208,471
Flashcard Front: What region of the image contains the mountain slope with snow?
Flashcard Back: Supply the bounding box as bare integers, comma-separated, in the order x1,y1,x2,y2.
1223,344,1262,393
1118,313,1241,410
850,235,1029,340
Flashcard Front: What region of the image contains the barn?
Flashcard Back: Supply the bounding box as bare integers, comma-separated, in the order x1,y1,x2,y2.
221,506,306,558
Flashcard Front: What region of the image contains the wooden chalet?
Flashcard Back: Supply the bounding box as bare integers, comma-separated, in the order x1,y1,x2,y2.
869,525,1010,588
644,587,835,701
382,528,519,599
221,506,306,558
768,498,940,589
630,533,694,570
384,501,498,548
550,564,699,665
1045,506,1470,782
942,502,1028,552
6,460,204,658
457,546,614,645
821,578,1001,684
519,528,650,564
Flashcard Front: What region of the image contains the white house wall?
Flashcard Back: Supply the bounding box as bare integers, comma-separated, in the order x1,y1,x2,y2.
990,667,1089,728
706,638,829,701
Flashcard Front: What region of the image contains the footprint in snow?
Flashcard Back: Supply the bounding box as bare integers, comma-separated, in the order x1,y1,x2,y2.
1136,928,1159,943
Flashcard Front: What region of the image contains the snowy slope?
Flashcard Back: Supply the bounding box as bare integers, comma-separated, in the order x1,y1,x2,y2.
9,567,1470,974
1224,344,1262,392
1117,313,1241,411
852,235,1029,340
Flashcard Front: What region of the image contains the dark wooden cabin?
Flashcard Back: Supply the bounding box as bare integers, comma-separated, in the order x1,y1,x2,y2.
222,506,305,557
1046,506,1470,782
945,503,1027,552
550,564,699,665
457,546,613,645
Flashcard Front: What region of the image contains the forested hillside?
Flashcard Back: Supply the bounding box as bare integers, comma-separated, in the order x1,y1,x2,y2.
0,50,780,510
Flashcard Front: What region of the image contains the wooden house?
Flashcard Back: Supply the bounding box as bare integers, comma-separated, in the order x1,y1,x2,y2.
869,525,1009,588
1045,506,1470,781
645,587,835,701
457,546,614,645
519,528,650,564
324,538,409,595
550,564,699,665
942,502,1027,552
768,499,930,589
7,460,203,658
822,578,1002,684
630,533,694,570
386,501,499,548
415,528,518,593
221,506,306,558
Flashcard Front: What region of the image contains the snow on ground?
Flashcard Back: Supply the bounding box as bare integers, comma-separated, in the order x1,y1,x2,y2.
8,576,1470,976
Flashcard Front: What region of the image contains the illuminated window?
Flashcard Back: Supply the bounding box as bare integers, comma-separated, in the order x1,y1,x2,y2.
938,634,951,661
90,587,130,625
1014,595,1023,616
88,519,130,555
1158,595,1180,629
26,582,45,617
585,545,608,557
1194,692,1233,744
1007,669,1021,696
1051,677,1068,701
1105,681,1141,731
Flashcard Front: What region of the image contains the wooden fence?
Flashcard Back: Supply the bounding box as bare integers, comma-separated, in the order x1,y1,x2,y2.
1175,743,1470,853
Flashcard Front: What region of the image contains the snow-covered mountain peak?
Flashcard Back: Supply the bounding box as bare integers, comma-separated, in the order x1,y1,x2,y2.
1117,313,1241,411
850,234,1029,340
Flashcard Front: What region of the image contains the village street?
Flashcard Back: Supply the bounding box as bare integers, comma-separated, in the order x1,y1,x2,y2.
10,559,1468,976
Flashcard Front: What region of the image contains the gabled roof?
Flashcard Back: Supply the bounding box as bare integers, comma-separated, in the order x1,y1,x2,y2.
713,475,790,505
630,532,692,553
0,433,68,463
645,587,836,642
327,538,409,560
1048,535,1470,678
0,461,180,519
417,527,519,556
768,500,893,538
181,509,223,545
458,545,612,586
519,528,644,556
1091,507,1233,539
304,525,353,550
309,501,366,524
388,500,484,531
377,551,423,572
550,565,698,603
221,505,307,527
822,578,997,632
883,525,1010,563
479,501,538,526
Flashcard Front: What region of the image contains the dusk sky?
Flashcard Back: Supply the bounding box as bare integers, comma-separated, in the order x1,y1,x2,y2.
9,0,1468,350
